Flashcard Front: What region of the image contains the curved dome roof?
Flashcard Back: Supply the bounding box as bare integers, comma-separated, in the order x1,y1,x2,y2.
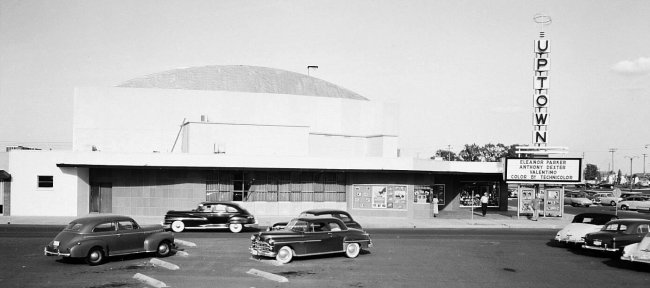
117,65,368,101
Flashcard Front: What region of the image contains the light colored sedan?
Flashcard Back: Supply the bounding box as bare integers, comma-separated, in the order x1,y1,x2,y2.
564,192,593,207
554,213,618,245
617,196,650,211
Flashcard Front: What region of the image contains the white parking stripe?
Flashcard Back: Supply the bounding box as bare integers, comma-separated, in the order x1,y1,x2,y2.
175,250,189,257
174,239,196,247
150,258,180,270
246,268,289,283
133,273,168,288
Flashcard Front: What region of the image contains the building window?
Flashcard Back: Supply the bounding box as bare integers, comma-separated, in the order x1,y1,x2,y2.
38,175,54,188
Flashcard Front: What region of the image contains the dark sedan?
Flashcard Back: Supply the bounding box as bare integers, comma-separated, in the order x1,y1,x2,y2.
269,209,363,231
164,202,258,233
44,214,174,265
250,217,373,264
582,219,650,255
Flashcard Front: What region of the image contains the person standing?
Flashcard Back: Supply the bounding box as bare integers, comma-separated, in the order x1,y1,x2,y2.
531,196,541,221
480,192,489,217
432,195,439,217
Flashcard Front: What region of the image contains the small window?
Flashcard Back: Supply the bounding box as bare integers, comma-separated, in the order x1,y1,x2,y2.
117,220,136,230
638,224,649,234
214,204,227,212
93,222,115,232
38,175,53,188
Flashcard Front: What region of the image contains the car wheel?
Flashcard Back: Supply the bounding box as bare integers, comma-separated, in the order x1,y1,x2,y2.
345,242,361,258
585,205,590,208
155,240,172,257
610,201,616,206
621,205,629,210
85,247,105,266
276,246,294,264
229,223,243,233
171,221,185,232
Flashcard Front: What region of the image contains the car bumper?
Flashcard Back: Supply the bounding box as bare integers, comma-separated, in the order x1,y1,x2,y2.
249,248,276,258
582,244,618,252
554,238,584,245
44,247,71,257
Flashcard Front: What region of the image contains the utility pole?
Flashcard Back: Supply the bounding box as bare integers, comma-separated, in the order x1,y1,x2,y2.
624,156,638,191
447,145,452,161
609,148,617,173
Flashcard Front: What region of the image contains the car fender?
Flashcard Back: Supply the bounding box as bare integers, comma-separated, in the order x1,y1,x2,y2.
342,234,371,249
143,232,174,252
228,216,250,224
69,239,107,258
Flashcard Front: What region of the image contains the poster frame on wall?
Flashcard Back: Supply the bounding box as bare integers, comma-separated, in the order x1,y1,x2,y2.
352,184,408,210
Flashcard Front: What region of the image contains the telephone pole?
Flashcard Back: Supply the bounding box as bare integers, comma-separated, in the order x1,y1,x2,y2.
609,148,617,173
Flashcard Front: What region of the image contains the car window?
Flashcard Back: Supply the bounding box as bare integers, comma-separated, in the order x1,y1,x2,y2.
64,222,83,231
213,204,227,212
199,205,211,212
311,221,330,232
286,219,308,232
93,222,115,232
603,223,623,231
328,221,343,231
117,220,137,230
637,224,650,234
334,213,352,222
225,206,238,213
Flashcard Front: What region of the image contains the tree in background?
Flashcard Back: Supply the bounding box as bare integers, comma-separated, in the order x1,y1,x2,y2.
458,143,482,161
584,164,599,181
457,143,522,162
617,169,622,185
432,149,459,161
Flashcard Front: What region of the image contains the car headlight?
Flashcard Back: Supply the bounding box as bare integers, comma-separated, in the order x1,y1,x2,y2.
268,239,275,245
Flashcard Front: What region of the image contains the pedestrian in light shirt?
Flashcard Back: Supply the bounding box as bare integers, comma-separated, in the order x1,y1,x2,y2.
480,192,489,217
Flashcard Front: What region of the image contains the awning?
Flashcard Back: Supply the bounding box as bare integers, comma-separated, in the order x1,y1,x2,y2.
0,170,10,181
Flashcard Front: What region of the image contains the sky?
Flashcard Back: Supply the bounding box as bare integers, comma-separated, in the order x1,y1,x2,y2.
1,0,649,174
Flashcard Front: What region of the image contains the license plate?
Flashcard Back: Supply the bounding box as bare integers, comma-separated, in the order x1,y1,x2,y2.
53,241,60,247
593,240,601,246
251,250,259,255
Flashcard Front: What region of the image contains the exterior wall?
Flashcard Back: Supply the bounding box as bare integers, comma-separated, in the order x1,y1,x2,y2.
73,87,398,157
6,151,80,216
182,122,310,156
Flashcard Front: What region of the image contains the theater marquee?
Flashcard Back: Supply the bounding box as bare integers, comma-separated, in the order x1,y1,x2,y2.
504,158,582,183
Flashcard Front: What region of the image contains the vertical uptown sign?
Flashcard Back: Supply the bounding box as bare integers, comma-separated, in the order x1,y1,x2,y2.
532,14,551,147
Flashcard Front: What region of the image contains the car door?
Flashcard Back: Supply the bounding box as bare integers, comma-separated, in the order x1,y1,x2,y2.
303,220,331,254
322,220,345,252
115,220,146,253
209,204,232,226
91,221,119,253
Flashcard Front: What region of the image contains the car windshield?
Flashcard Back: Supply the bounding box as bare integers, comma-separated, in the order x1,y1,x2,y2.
64,222,83,231
286,219,309,232
602,223,627,232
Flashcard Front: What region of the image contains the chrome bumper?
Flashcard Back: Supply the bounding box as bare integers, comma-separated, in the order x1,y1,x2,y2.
44,247,70,257
582,244,618,252
249,247,276,258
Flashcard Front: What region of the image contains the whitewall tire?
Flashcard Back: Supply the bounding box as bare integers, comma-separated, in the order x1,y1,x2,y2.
171,221,185,233
345,243,360,258
229,223,243,233
276,246,294,264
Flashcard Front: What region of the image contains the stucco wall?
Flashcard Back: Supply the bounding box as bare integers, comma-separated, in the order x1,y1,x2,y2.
7,151,80,216
73,87,398,156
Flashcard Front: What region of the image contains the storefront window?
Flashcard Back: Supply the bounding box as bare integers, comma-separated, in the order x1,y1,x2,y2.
459,182,500,208
414,185,445,205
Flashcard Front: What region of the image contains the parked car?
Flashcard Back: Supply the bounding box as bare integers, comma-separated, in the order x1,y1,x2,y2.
250,217,373,264
44,214,174,265
554,213,619,246
617,196,650,211
592,192,623,206
564,191,593,207
582,219,650,255
164,202,258,233
620,231,650,264
268,209,362,231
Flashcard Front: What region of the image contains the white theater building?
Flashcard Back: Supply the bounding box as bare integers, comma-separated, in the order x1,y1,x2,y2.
0,65,504,219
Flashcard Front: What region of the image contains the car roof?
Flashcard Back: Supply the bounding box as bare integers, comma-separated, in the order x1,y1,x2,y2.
200,201,242,207
301,209,351,215
606,219,650,225
70,214,134,225
294,216,345,223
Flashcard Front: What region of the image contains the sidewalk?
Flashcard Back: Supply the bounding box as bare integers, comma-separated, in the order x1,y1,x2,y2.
0,209,572,230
